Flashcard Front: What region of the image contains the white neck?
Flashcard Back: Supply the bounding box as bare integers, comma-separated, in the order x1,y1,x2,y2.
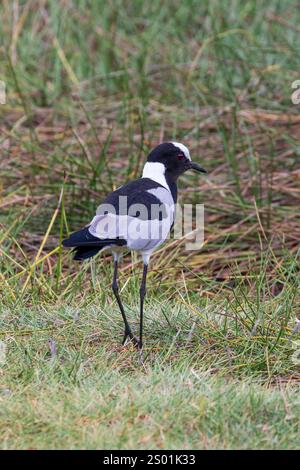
142,162,169,190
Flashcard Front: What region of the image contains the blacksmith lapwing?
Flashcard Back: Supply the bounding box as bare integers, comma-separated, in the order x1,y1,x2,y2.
63,142,206,350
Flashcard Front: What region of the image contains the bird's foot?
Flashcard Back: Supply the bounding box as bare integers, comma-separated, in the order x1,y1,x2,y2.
122,330,139,347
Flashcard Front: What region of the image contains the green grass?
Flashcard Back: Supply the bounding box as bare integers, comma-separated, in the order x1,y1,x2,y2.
1,300,300,449
2,369,300,450
1,0,300,449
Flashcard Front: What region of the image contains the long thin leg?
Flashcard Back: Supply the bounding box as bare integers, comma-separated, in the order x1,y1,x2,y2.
112,259,136,345
139,263,148,350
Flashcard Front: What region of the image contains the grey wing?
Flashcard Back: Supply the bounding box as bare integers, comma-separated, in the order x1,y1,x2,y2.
89,185,175,252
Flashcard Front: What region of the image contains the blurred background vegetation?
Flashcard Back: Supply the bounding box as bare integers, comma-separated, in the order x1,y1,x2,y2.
0,0,300,449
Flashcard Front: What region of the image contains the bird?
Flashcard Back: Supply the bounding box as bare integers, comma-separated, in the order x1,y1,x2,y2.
62,142,206,351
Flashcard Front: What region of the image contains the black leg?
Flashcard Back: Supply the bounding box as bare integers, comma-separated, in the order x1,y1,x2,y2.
139,263,148,350
112,260,136,345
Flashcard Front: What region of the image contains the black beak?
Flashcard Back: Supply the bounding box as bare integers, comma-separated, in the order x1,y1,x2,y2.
189,161,207,174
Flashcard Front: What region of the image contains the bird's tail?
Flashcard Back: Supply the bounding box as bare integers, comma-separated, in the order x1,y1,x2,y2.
62,226,126,261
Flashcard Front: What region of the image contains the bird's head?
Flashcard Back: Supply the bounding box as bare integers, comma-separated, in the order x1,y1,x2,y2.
145,142,207,181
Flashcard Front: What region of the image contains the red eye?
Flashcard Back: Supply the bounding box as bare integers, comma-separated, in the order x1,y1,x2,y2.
177,154,184,160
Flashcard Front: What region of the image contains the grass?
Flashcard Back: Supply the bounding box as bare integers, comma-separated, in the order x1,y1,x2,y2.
0,0,300,449
1,301,300,449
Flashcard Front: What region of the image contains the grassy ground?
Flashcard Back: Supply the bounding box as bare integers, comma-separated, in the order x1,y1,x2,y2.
0,0,300,449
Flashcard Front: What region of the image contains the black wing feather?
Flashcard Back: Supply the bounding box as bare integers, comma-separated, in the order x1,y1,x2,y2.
62,177,172,261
